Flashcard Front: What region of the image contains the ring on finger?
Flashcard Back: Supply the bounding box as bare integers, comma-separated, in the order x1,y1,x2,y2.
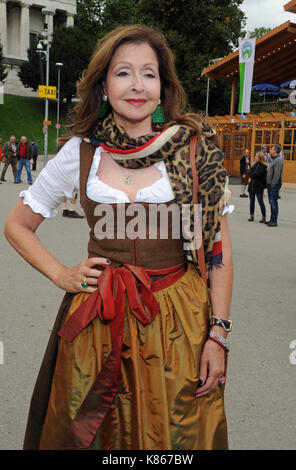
218,376,226,384
81,277,88,289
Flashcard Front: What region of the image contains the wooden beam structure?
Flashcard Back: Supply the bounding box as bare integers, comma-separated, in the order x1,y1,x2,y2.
202,21,296,87
285,0,296,14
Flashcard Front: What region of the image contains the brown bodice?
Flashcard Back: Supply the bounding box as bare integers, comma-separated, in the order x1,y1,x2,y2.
79,141,187,269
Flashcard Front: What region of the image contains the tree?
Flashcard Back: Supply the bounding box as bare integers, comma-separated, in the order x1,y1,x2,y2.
0,41,8,83
18,26,93,106
75,0,143,44
249,27,272,39
130,0,246,115
19,0,246,115
49,27,93,105
75,0,105,44
82,0,246,115
99,0,144,35
18,36,42,91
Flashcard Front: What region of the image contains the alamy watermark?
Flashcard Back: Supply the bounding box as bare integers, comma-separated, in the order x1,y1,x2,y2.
0,341,3,365
289,340,296,365
93,203,203,250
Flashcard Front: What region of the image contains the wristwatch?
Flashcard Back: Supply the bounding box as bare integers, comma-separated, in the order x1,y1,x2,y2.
210,315,233,333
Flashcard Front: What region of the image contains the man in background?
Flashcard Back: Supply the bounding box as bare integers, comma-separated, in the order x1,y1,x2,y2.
15,136,33,185
240,148,251,198
266,144,284,227
261,145,271,165
1,135,18,182
31,139,39,171
61,192,84,218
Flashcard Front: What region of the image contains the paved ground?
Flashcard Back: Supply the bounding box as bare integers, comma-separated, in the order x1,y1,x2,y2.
0,159,295,450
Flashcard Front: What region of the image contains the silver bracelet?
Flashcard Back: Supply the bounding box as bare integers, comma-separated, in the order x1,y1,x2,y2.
209,330,230,351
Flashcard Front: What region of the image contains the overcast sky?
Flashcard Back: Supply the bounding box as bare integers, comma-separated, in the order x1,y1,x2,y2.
241,0,295,32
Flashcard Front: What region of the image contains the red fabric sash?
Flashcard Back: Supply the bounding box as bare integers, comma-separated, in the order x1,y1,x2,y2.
58,262,186,449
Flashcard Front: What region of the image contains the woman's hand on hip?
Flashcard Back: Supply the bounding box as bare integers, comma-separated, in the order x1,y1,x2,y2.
55,257,111,293
195,339,226,398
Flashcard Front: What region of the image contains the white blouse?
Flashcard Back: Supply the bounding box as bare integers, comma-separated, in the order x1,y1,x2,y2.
19,136,175,218
19,136,233,218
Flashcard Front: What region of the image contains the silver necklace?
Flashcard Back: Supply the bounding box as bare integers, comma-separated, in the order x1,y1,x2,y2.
124,175,132,185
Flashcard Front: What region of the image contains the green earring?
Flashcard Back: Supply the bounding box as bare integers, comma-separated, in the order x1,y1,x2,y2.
152,101,165,124
98,94,108,119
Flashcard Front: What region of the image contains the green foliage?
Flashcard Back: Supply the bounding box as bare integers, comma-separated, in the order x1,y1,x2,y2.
18,26,93,104
0,95,61,154
18,0,247,116
249,27,272,39
75,0,246,115
49,26,93,102
138,0,246,114
18,36,41,91
75,0,105,42
0,41,7,83
100,0,142,34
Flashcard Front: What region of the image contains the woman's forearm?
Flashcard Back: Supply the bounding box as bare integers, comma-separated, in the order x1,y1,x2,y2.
209,261,233,320
4,201,66,287
208,215,233,326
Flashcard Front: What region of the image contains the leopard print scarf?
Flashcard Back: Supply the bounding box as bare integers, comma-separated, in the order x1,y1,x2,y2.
86,114,226,275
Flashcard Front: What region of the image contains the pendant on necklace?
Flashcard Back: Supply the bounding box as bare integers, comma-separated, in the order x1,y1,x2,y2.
124,175,131,185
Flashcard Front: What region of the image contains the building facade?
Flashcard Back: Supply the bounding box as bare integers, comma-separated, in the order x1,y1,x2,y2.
0,0,76,96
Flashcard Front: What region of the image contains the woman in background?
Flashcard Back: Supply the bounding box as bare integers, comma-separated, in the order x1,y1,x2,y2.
248,151,267,223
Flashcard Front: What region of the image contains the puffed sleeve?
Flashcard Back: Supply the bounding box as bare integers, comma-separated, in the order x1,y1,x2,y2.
19,137,81,218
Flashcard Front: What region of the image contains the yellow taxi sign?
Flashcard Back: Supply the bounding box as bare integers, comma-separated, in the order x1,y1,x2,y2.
38,85,57,99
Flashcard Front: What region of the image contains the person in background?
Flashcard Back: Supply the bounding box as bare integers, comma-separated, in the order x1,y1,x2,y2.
277,146,284,199
263,144,284,198
264,145,284,165
1,135,18,182
240,148,251,197
266,144,284,227
0,136,2,184
62,192,84,218
15,136,33,185
261,145,271,165
247,151,267,223
31,139,39,171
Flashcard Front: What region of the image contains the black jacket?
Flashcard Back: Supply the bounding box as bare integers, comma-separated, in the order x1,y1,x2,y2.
248,162,267,193
240,155,250,175
16,143,33,160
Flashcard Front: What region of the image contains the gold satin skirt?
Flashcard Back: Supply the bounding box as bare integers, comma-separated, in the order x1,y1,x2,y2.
39,263,228,450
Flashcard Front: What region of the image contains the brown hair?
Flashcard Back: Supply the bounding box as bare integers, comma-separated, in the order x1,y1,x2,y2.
59,25,202,145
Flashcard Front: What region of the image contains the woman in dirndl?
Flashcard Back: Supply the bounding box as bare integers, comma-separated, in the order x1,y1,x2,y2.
4,25,233,451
